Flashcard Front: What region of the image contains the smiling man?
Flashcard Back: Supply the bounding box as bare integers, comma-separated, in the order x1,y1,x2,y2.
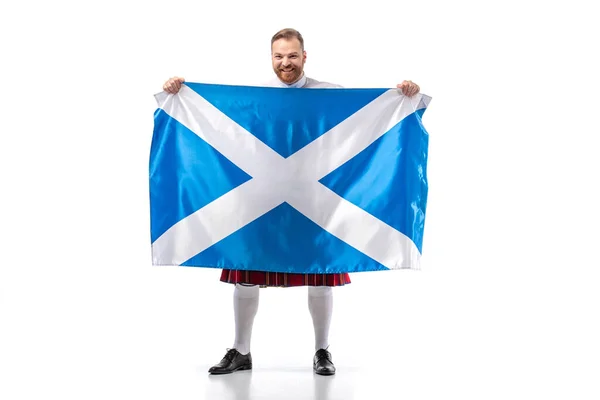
162,28,421,376
269,29,336,88
272,32,305,84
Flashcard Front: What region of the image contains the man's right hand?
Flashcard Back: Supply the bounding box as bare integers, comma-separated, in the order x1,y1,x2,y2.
163,76,185,94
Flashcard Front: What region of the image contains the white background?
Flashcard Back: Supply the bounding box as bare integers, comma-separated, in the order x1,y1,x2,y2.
1,0,599,399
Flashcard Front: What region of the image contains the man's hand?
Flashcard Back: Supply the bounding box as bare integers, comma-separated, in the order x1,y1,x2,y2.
163,76,185,94
397,80,420,97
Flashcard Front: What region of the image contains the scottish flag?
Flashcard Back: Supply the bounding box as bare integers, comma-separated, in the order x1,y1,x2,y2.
150,83,431,273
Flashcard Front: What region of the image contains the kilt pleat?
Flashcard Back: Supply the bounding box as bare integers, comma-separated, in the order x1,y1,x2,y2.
220,269,351,287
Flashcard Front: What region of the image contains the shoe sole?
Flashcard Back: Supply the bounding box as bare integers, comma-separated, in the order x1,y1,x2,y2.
314,369,336,376
209,364,252,375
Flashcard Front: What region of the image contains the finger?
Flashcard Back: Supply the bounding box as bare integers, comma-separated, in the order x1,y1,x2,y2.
412,85,420,96
402,82,411,96
405,81,413,95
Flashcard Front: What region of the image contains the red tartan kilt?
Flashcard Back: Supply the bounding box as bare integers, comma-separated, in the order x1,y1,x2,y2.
220,269,351,287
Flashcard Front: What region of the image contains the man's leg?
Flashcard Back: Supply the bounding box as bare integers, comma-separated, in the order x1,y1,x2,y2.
208,283,258,374
233,283,260,354
308,286,333,350
308,286,336,375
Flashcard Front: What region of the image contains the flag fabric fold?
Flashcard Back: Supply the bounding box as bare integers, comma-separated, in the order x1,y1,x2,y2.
149,82,431,274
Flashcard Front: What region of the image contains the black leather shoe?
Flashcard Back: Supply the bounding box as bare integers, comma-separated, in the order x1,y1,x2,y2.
208,348,252,374
313,348,336,375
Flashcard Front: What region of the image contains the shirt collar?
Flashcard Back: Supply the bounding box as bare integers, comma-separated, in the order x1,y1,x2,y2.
275,73,307,88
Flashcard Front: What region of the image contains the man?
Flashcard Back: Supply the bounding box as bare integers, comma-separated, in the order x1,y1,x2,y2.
162,28,421,376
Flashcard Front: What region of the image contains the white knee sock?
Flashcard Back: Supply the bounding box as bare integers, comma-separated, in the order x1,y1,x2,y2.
308,286,333,351
232,284,259,355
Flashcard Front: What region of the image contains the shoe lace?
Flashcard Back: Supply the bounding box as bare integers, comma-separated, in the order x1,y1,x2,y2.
315,349,331,362
223,348,238,362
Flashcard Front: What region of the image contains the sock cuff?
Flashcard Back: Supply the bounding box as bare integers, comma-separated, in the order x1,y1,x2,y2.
234,284,260,298
308,286,333,297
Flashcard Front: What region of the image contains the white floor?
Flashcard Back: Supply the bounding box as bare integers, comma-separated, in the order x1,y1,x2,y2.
203,366,360,400
2,264,600,400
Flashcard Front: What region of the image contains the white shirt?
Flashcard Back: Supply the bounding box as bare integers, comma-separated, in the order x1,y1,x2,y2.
265,73,343,89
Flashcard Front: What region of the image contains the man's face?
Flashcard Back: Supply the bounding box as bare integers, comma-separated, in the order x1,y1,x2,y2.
271,38,306,84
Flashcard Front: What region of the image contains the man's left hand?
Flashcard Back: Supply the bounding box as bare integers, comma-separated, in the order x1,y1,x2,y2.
397,80,420,97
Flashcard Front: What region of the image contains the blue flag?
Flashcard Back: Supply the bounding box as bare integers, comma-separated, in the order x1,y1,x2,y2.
150,83,431,273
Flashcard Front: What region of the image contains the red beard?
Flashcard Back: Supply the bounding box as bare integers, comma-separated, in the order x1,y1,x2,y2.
275,67,302,84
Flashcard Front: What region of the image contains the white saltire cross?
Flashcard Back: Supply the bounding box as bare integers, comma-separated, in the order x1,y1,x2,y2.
152,85,429,269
